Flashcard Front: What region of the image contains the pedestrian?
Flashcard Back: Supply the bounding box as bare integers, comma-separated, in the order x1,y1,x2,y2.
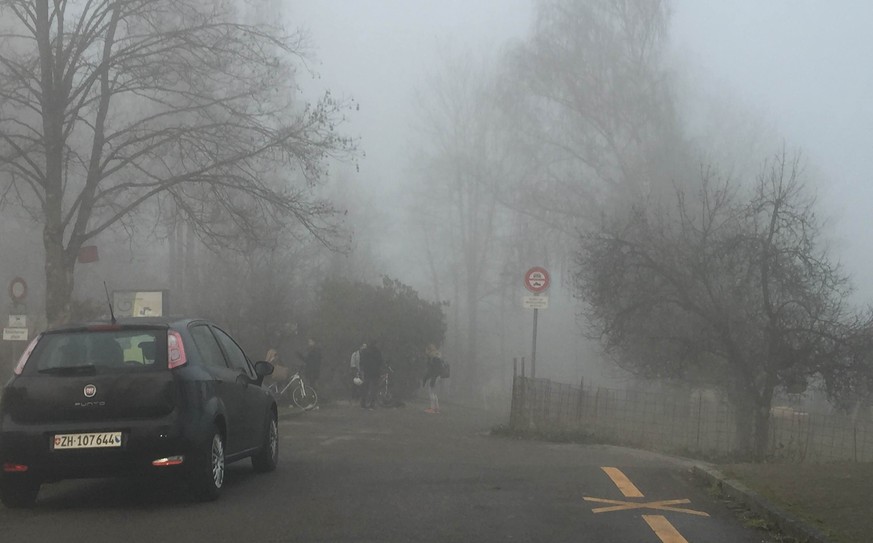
422,344,443,414
265,348,289,385
350,342,366,399
296,338,322,388
359,340,383,409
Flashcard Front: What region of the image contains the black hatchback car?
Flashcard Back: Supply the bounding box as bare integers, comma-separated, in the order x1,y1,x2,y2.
0,317,277,507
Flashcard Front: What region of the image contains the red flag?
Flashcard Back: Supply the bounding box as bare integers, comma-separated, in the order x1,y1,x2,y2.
78,245,99,263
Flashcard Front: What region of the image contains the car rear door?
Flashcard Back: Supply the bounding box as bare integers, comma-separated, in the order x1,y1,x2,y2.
187,324,248,455
210,326,261,451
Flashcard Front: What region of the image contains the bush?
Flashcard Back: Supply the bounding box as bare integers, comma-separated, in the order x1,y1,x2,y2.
311,277,446,399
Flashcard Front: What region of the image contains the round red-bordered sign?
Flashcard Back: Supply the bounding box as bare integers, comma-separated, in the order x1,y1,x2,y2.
524,267,550,293
8,276,27,303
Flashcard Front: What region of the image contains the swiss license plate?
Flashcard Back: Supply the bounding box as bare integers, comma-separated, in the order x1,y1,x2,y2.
53,432,123,450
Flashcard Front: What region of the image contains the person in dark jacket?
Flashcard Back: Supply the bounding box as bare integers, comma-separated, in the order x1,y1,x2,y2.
359,341,384,409
297,338,322,388
422,344,443,413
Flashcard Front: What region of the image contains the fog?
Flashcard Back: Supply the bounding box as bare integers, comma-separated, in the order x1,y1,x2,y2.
2,0,873,405
294,1,873,289
286,1,873,385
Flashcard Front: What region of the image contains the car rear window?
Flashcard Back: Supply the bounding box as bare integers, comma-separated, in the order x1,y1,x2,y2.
21,330,166,375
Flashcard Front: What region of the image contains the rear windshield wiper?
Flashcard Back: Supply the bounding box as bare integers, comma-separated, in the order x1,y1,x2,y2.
38,364,97,375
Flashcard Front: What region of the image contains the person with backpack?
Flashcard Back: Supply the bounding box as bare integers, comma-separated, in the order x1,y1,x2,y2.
422,344,445,414
349,342,366,399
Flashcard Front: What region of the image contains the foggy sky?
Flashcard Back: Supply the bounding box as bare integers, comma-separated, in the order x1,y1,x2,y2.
673,0,873,301
290,0,873,302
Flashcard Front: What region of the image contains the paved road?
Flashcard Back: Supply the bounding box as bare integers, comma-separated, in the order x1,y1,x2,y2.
1,401,776,542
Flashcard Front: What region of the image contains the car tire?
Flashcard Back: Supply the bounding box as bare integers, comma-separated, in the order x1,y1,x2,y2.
190,426,225,502
0,475,40,508
251,412,278,473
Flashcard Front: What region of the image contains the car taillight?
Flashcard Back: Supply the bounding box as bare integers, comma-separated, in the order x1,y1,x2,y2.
152,455,184,467
167,331,187,369
13,336,40,375
3,462,29,473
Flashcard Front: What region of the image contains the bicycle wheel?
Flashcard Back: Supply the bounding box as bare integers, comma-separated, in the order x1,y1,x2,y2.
377,386,393,407
291,383,318,410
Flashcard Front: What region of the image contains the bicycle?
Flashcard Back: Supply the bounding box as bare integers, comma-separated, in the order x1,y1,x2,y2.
267,369,318,410
376,364,394,407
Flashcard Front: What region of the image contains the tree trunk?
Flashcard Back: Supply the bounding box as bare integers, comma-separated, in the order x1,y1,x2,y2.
752,379,777,461
43,230,75,326
37,0,74,327
733,396,756,459
733,379,776,461
465,284,479,396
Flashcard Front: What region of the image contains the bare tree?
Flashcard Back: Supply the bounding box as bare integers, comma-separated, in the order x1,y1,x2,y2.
0,0,355,324
504,0,684,235
408,48,516,393
576,151,873,458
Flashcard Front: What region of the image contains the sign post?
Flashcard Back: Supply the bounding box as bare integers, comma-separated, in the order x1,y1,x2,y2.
6,277,29,370
523,267,550,379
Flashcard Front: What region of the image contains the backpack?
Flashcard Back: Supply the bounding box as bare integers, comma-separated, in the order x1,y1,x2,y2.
439,358,450,379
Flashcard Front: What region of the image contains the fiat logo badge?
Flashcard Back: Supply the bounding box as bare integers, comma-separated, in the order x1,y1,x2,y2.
83,384,97,398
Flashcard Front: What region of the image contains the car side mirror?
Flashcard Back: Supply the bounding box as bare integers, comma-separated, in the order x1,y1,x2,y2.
254,361,274,380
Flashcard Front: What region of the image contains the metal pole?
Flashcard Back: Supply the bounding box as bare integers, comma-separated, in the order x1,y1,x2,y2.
531,308,539,379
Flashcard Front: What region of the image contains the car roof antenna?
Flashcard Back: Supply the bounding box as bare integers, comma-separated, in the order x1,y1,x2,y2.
103,281,117,324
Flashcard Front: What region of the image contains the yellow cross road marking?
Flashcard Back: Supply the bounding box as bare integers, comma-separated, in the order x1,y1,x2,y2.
583,497,710,517
601,467,644,498
643,515,690,543
589,467,707,542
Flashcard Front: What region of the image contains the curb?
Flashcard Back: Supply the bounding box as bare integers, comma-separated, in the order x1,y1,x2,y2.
690,463,832,543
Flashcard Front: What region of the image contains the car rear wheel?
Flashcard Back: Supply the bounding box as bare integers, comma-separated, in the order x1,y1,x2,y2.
251,413,278,473
0,475,40,508
190,426,225,501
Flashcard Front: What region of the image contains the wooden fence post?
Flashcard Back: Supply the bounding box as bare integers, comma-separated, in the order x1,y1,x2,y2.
510,358,518,429
576,377,585,425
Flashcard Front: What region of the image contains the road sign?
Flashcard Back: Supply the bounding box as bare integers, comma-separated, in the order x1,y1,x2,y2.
8,315,26,327
8,277,27,303
524,267,550,293
523,295,549,309
112,290,167,317
3,327,28,341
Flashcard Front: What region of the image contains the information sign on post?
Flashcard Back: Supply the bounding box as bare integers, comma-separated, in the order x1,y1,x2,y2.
523,267,550,379
3,328,28,341
8,315,26,328
522,296,549,309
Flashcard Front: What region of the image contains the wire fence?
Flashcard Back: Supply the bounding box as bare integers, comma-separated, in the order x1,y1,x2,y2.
509,375,873,462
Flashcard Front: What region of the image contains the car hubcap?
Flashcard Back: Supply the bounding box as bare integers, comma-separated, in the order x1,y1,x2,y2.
211,434,225,489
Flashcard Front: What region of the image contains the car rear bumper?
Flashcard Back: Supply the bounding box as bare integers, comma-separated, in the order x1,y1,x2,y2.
0,414,197,480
